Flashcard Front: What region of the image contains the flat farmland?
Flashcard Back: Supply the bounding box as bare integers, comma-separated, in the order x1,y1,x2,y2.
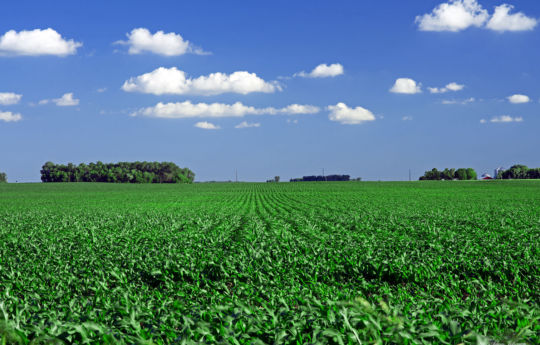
0,181,538,344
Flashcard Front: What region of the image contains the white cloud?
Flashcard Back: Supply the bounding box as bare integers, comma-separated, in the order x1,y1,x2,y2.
327,102,376,125
115,28,207,56
402,116,413,121
0,111,22,122
0,28,81,56
97,87,107,93
295,63,344,78
133,101,320,119
442,97,475,104
235,121,261,129
480,119,487,124
486,115,524,123
486,4,537,32
122,67,278,96
507,94,530,104
429,82,465,93
194,121,220,130
416,0,489,32
390,78,421,94
287,119,299,124
42,93,79,106
0,92,22,105
416,1,537,33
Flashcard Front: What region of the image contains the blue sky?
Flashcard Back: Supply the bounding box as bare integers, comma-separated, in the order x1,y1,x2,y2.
1,0,539,182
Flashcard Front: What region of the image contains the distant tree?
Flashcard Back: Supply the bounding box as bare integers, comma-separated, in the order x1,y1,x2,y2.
420,168,441,180
274,176,280,183
454,168,468,181
466,168,477,180
290,175,350,182
0,172,7,183
441,168,455,180
527,168,540,179
501,165,529,179
40,161,195,184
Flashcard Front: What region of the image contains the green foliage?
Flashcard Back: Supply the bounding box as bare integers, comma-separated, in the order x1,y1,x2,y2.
40,161,194,184
0,181,538,344
499,165,540,180
420,168,477,180
0,172,6,183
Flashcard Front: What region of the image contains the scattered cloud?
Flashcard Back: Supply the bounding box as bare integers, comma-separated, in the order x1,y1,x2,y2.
53,93,79,106
122,67,279,96
481,115,523,123
40,93,80,106
442,97,475,105
0,111,22,122
428,82,465,93
194,121,220,130
402,116,413,121
507,94,530,104
416,1,536,32
486,4,537,32
415,0,488,32
133,101,320,119
235,121,261,129
287,119,299,124
0,92,22,105
390,78,421,94
115,28,208,56
295,63,344,78
327,102,376,125
0,28,81,56
97,87,107,93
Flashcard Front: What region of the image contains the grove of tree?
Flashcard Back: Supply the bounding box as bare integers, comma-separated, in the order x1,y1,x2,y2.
40,161,194,183
419,168,477,181
497,165,540,179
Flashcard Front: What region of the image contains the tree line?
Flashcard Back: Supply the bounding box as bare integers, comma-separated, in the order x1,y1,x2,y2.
0,172,6,183
290,175,350,182
40,161,195,183
497,165,540,179
419,168,477,181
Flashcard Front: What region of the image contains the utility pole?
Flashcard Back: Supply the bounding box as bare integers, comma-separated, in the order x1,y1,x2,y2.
235,169,238,183
323,168,326,181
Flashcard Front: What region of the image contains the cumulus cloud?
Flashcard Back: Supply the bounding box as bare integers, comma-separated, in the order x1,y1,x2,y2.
54,93,79,106
481,115,523,123
122,67,279,96
194,121,220,130
0,28,81,56
507,94,530,104
115,28,207,56
390,78,422,94
235,121,261,129
486,5,537,32
0,111,22,122
327,102,376,125
442,97,475,104
40,93,79,106
133,101,320,119
97,87,107,93
0,92,22,105
416,1,537,32
295,63,344,78
428,82,465,93
416,0,488,32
